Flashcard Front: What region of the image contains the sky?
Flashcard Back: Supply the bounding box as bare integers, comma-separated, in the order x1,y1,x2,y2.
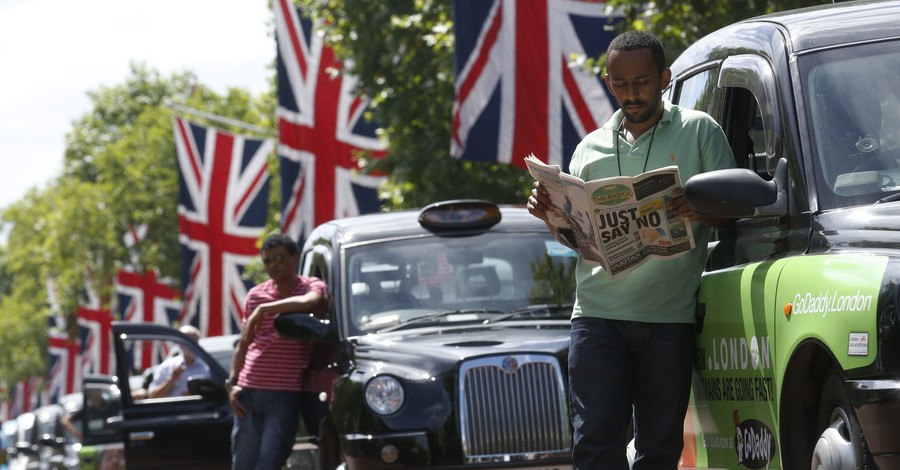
0,0,274,210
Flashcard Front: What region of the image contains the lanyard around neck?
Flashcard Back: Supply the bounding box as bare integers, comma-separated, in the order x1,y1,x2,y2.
615,121,658,176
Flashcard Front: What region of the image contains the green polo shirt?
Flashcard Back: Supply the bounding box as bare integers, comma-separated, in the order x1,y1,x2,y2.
568,100,735,324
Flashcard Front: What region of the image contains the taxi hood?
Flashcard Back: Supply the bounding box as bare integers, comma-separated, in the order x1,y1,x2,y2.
815,201,900,251
350,321,571,379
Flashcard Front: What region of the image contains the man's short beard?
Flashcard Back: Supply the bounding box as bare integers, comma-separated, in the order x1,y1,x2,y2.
624,106,655,124
623,89,663,124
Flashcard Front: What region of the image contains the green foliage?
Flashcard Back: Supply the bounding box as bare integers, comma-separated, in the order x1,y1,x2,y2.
528,255,577,305
296,0,532,209
0,63,275,386
2,0,840,394
0,212,50,381
604,0,832,65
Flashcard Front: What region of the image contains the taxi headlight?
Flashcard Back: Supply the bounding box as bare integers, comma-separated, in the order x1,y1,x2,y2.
365,375,404,415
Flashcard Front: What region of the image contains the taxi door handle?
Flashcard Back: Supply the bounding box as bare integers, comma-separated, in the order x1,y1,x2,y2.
129,431,155,441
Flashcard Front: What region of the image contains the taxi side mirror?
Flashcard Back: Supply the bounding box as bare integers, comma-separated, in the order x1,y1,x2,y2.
685,158,788,218
187,378,228,403
274,313,334,342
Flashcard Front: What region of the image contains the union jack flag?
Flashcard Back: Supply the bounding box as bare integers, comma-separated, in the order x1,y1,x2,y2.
451,0,618,170
116,268,182,371
47,313,81,402
174,117,273,337
78,297,114,376
0,391,8,421
9,377,44,416
273,1,387,246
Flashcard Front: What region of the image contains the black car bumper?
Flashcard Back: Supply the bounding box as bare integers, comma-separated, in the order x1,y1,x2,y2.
847,379,900,465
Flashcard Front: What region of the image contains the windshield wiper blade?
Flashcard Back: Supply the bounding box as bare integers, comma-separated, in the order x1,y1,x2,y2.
483,304,574,324
377,309,498,333
876,192,900,204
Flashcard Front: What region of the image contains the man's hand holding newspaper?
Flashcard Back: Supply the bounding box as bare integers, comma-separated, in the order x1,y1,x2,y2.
525,153,695,279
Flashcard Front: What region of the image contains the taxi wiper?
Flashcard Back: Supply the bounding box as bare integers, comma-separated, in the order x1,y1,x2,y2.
875,192,900,204
483,304,574,324
378,309,499,333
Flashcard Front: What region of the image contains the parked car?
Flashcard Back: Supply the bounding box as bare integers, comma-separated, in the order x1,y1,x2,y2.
1,419,16,470
276,200,577,469
81,324,232,469
32,404,67,470
53,393,81,470
80,326,318,469
12,412,37,470
664,0,900,468
198,334,240,373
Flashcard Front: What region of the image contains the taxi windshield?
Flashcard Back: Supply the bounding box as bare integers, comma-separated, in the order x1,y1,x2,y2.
342,231,577,335
802,39,900,210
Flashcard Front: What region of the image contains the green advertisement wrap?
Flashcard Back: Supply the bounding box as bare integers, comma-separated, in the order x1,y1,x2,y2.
685,254,887,469
79,443,125,470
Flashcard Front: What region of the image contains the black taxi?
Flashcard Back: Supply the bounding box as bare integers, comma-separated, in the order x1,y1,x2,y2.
663,0,900,468
277,200,577,470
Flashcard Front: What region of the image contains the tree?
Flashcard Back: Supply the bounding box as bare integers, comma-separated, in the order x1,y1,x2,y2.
604,0,832,63
0,190,56,382
296,0,532,209
0,64,275,386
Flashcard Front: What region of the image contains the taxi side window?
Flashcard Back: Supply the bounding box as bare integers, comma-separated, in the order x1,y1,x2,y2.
674,66,724,119
125,338,210,402
674,64,786,270
301,247,332,316
82,383,121,440
723,87,768,179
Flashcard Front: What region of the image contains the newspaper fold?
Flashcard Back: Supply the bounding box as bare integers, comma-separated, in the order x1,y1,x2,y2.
525,153,694,279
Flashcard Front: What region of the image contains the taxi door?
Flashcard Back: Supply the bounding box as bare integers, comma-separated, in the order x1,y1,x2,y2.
668,53,808,468
106,322,232,469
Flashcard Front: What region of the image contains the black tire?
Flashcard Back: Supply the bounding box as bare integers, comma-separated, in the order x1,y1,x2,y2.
318,414,345,470
811,373,865,470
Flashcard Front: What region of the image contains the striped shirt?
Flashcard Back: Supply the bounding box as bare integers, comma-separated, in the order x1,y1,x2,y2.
237,276,327,391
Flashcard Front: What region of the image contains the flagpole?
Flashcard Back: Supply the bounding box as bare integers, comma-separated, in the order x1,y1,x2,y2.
165,101,276,139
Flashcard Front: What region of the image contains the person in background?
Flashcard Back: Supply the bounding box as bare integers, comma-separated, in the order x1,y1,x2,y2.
527,31,734,469
147,325,210,398
227,233,328,470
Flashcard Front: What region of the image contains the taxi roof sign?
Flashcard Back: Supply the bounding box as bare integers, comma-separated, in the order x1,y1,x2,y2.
418,200,502,231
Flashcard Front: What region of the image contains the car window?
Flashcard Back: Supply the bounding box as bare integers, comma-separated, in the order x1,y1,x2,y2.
674,60,790,269
801,40,900,208
81,382,121,441
675,67,722,116
344,232,577,334
123,337,212,402
199,335,239,374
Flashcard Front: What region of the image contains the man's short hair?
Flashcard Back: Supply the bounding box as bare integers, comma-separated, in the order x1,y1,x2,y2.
261,233,299,256
608,30,667,74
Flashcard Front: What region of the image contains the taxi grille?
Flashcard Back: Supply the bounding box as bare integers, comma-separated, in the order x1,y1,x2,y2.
459,355,572,463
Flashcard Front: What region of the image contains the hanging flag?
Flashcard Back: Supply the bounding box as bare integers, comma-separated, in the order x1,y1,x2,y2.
116,268,182,371
123,223,149,266
174,117,273,337
451,0,618,170
273,1,387,246
8,381,24,417
78,301,114,376
45,278,82,402
0,386,9,421
10,377,44,416
123,223,148,248
47,328,81,402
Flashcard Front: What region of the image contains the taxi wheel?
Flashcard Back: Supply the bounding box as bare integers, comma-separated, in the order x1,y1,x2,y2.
810,373,863,470
318,414,346,470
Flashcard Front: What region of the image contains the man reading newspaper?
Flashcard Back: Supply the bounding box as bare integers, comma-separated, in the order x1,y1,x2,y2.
525,155,696,279
526,31,734,470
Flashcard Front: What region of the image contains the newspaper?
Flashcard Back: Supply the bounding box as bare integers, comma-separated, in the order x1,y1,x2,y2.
525,153,695,279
